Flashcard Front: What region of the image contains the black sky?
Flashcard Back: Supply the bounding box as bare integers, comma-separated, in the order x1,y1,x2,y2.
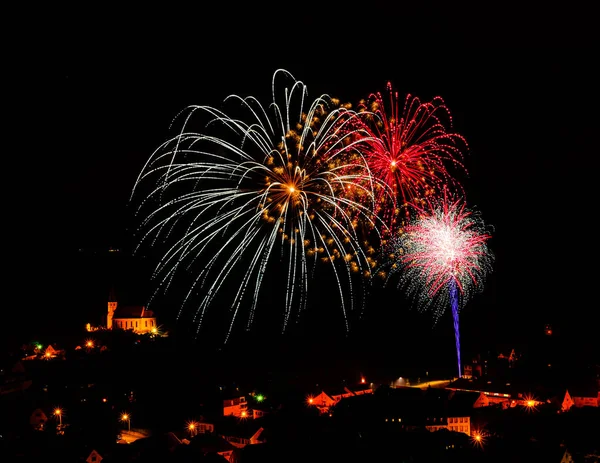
12,5,599,363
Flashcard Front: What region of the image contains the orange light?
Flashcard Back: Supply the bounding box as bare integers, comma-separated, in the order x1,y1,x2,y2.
471,431,485,448
54,408,62,416
361,377,366,384
86,340,94,348
102,398,107,403
522,394,539,412
240,411,247,418
188,423,195,430
121,413,129,421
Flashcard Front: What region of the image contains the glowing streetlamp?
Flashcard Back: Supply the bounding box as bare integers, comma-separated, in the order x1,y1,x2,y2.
121,413,131,431
522,394,538,412
54,408,62,426
187,421,198,437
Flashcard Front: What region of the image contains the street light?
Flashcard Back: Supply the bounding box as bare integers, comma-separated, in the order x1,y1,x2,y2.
121,413,131,431
472,431,485,448
54,408,62,426
187,421,198,437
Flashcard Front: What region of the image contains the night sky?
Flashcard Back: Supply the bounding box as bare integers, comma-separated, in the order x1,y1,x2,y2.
11,6,599,370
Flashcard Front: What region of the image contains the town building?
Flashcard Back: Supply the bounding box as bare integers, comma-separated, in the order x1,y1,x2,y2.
107,289,157,334
223,396,249,418
86,288,159,335
308,382,373,414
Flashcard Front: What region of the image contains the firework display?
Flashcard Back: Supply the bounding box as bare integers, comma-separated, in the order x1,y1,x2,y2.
356,82,468,236
131,70,493,352
379,190,494,377
131,69,387,342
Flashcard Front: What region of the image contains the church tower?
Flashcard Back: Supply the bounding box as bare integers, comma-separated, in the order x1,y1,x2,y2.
107,288,118,330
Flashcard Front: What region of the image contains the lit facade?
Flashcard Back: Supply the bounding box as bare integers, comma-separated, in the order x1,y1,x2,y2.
223,396,248,418
107,291,157,335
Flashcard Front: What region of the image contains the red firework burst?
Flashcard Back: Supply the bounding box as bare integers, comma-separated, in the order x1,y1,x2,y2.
356,83,469,235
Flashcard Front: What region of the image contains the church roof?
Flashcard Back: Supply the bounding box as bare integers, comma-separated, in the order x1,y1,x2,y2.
113,305,155,319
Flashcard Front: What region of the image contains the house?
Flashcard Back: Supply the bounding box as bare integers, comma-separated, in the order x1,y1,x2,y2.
308,382,374,413
333,386,476,437
333,386,445,431
447,389,490,408
561,388,599,410
251,406,269,419
217,416,266,449
444,390,487,436
44,344,64,359
560,447,575,463
188,433,236,462
189,421,215,435
421,390,477,436
447,378,512,407
124,432,183,461
86,449,103,463
30,408,48,431
307,390,336,412
0,360,32,395
223,396,248,418
106,289,158,335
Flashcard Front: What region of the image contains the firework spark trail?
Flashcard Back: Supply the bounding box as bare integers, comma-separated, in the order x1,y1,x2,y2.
131,69,387,343
449,279,461,377
379,190,493,377
355,83,468,235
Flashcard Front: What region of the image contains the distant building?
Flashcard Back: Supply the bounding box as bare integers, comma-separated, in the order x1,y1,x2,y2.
30,408,48,431
560,388,599,411
308,382,373,413
0,360,32,395
447,378,512,407
191,421,215,434
44,344,63,359
188,433,235,462
223,396,248,418
217,416,266,449
106,288,158,335
86,449,103,463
